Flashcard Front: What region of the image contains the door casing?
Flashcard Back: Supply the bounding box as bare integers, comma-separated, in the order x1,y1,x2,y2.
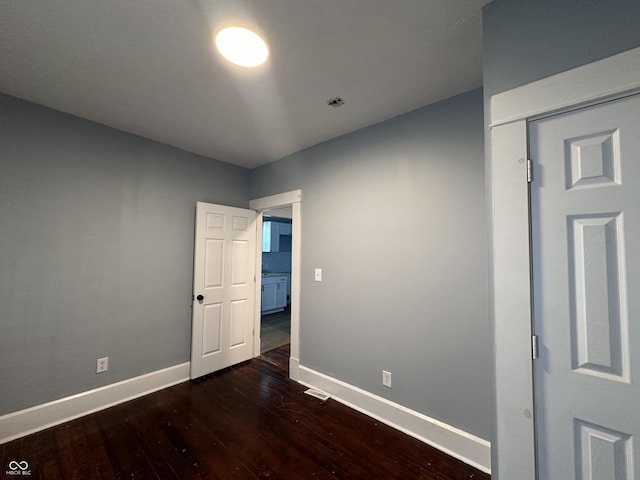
489,46,640,479
250,189,302,380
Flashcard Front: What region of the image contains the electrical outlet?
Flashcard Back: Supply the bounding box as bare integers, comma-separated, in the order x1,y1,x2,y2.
96,357,109,374
382,370,392,388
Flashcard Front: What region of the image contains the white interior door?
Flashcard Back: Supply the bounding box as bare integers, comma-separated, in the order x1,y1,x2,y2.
530,94,640,479
191,202,257,379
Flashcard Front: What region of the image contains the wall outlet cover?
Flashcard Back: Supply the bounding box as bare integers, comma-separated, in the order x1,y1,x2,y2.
96,357,109,374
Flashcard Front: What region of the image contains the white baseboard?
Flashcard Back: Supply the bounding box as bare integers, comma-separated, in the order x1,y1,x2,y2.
0,362,190,445
1,360,491,474
289,356,300,381
298,365,491,474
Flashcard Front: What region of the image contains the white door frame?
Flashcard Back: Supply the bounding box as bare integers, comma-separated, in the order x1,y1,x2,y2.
250,189,302,381
489,46,640,479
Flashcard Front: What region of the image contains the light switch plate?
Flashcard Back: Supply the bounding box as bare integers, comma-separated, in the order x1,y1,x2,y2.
383,370,392,388
314,268,322,281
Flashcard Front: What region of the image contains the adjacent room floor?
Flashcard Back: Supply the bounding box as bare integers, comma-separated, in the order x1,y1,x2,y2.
260,307,291,354
1,345,489,479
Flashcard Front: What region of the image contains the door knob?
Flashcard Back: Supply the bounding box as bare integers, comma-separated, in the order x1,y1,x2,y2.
196,294,204,301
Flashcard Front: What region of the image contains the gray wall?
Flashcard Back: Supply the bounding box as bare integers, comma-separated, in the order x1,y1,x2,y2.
0,93,249,415
483,0,640,98
251,88,490,440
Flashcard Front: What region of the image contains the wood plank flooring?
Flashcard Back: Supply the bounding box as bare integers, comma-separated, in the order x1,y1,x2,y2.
260,311,291,354
1,346,490,479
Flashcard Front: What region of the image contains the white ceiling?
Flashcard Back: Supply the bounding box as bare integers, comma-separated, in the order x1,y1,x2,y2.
0,0,490,169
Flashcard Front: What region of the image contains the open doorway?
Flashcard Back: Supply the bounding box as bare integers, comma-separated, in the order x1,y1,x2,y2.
250,190,302,381
260,209,292,353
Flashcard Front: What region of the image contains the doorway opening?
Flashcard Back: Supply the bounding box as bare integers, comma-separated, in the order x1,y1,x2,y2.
260,211,292,354
250,190,302,381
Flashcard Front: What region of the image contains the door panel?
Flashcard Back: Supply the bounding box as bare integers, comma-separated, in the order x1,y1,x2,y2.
191,202,257,379
204,239,224,287
230,299,247,347
530,94,640,479
202,303,222,355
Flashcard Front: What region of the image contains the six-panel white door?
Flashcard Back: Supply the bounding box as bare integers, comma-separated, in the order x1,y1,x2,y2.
190,202,257,379
530,95,640,479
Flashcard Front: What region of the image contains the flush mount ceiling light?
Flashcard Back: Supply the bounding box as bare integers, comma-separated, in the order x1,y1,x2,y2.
215,26,269,67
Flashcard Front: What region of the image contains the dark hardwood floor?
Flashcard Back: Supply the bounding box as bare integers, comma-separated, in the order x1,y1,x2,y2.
1,346,490,479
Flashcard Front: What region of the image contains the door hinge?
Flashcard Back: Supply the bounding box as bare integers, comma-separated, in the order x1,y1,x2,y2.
527,158,533,183
532,335,539,360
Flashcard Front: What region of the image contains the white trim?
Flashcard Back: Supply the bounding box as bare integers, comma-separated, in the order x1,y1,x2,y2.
289,200,301,364
491,46,640,127
289,356,300,382
0,363,190,444
253,210,264,356
489,46,640,479
250,189,302,378
249,190,302,211
489,120,536,479
298,365,491,474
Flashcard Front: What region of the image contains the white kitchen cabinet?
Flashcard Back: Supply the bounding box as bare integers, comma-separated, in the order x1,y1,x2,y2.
262,221,280,252
261,275,287,313
275,277,287,308
262,221,292,252
262,221,273,252
261,281,278,312
279,223,292,235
